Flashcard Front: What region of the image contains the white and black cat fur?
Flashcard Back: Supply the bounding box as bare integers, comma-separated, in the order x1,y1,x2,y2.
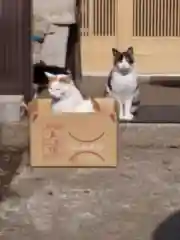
45,72,99,113
33,61,72,98
105,47,140,121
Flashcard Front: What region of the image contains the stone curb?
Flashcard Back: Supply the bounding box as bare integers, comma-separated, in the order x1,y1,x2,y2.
0,120,29,149
1,121,179,151
120,123,180,148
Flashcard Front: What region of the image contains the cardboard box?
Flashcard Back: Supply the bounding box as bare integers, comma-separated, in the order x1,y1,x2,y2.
29,98,118,167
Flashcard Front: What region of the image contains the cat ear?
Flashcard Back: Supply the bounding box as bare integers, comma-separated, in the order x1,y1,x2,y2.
112,48,120,57
56,74,70,80
57,74,73,84
127,46,134,55
44,72,55,79
45,72,57,84
91,98,101,112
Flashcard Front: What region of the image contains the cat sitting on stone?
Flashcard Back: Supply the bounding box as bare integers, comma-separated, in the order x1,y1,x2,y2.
105,47,140,121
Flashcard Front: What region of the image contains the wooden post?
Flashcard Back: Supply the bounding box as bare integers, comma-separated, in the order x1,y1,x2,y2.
65,0,82,89
23,0,33,102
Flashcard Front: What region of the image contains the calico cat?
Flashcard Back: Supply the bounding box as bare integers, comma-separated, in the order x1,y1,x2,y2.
33,61,71,98
105,47,140,121
45,72,100,113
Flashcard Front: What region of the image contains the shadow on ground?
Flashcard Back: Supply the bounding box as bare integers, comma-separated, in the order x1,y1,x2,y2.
0,148,24,200
152,211,180,240
150,77,180,88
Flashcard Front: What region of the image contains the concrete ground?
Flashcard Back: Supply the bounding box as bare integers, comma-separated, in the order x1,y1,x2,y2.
1,123,180,239
1,144,180,240
1,77,180,239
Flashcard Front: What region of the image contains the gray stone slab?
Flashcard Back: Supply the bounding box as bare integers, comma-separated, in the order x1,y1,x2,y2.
41,26,69,67
0,95,23,123
33,0,76,24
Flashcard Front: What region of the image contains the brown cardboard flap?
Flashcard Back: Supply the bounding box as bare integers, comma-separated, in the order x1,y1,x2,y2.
28,99,52,117
28,99,38,119
94,98,116,115
28,98,116,117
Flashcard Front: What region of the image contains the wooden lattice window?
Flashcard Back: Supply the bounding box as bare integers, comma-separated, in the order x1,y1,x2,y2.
81,0,116,36
133,0,180,37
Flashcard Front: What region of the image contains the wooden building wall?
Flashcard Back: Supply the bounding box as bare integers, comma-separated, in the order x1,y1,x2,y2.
0,0,32,101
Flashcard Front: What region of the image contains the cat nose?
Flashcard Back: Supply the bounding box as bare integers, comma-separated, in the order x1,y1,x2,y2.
122,62,130,68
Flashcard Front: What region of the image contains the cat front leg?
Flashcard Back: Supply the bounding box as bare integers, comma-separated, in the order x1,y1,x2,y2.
124,98,134,121
118,100,125,120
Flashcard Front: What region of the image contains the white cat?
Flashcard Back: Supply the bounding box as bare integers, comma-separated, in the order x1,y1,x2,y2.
106,47,139,121
45,72,99,113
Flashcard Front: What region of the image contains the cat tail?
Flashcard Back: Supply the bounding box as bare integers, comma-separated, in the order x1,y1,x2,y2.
104,70,113,97
131,85,140,116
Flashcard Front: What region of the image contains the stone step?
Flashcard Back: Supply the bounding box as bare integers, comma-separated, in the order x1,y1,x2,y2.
81,77,180,123
1,120,180,150
120,123,180,148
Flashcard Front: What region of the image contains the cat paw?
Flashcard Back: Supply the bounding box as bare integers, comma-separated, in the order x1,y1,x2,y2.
119,114,125,120
119,113,134,121
124,114,134,121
